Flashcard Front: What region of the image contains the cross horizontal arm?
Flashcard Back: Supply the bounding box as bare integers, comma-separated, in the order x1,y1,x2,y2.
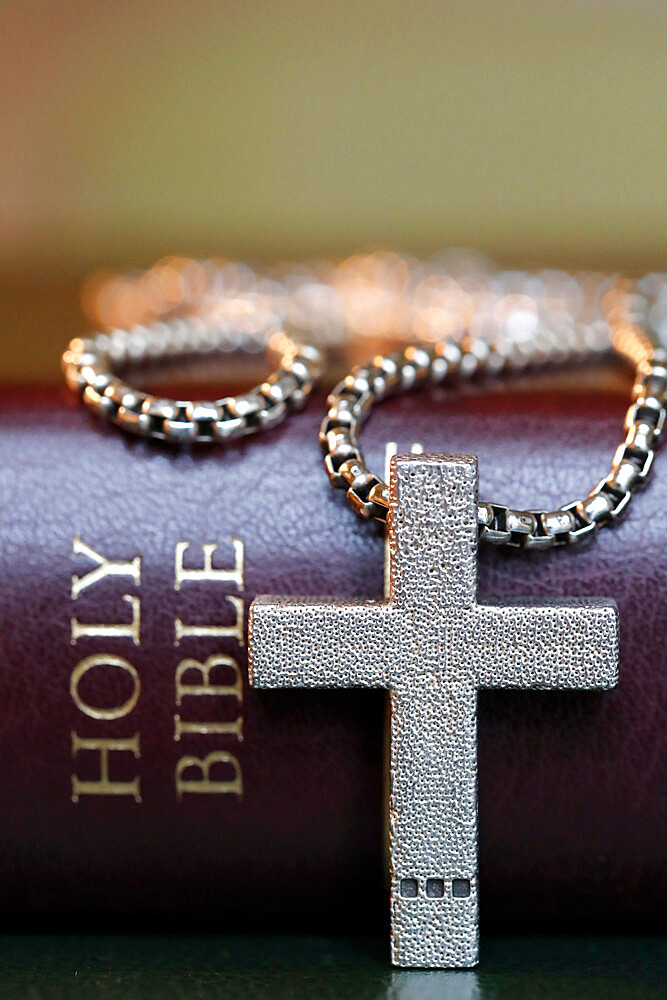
475,599,619,690
248,597,392,689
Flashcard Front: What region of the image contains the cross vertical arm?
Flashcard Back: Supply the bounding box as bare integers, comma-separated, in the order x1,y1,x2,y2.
388,453,479,611
248,597,393,688
474,599,619,689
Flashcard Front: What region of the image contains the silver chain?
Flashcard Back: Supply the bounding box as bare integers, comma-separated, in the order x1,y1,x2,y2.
65,254,667,549
320,277,666,548
62,317,322,443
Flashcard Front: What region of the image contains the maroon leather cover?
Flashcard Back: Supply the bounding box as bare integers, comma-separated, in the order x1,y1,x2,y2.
0,383,664,931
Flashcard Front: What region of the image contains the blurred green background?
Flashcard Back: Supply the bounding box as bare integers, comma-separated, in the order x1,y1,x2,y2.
2,0,667,380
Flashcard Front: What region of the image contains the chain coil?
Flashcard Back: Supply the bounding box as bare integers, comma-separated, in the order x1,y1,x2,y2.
62,317,322,443
320,290,666,549
65,255,667,548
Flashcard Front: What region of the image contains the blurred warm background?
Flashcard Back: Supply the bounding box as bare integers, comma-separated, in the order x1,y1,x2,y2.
2,0,667,381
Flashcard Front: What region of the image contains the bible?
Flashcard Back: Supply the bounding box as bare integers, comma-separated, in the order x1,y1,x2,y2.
0,380,663,930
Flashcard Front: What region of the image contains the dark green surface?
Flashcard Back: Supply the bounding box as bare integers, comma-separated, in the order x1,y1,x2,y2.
0,936,664,1000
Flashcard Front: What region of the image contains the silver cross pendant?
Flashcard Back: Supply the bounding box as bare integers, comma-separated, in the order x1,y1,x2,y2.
249,454,619,968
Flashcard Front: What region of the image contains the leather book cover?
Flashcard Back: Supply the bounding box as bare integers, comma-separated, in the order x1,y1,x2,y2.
0,381,663,930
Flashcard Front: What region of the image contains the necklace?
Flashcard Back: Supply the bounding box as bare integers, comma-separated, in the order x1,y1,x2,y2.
65,253,665,967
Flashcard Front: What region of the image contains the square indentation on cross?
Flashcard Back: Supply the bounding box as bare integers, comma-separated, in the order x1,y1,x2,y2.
399,878,418,898
425,878,444,898
452,878,471,898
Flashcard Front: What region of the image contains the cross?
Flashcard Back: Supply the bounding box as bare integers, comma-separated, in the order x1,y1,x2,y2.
248,454,619,968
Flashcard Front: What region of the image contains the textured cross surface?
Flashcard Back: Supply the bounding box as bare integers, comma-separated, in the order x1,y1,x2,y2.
249,454,619,968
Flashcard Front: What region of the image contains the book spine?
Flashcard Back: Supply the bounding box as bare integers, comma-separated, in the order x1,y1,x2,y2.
0,386,663,929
